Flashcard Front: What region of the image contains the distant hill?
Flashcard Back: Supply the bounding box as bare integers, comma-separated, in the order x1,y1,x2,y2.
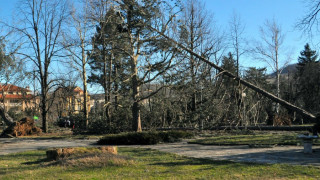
269,63,298,77
267,63,298,84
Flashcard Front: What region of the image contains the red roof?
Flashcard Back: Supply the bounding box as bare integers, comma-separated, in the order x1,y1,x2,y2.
73,87,84,93
0,84,31,92
0,94,34,99
56,86,84,93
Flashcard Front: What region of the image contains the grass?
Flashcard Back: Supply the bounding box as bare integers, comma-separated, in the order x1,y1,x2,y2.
45,147,132,167
189,131,320,146
0,147,320,179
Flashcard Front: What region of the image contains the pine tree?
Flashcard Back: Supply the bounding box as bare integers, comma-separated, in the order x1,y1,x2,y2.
221,52,237,88
297,43,318,76
296,43,320,115
88,7,130,125
216,52,239,125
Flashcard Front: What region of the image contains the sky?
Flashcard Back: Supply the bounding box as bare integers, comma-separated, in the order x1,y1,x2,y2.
0,0,317,89
204,0,314,70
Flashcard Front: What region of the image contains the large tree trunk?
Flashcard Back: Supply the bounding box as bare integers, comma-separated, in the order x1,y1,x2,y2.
83,73,88,127
155,29,317,122
41,75,49,133
131,55,142,132
103,49,111,125
81,41,89,128
0,104,14,126
41,92,48,133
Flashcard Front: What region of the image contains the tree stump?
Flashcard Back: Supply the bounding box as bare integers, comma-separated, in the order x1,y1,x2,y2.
46,146,118,160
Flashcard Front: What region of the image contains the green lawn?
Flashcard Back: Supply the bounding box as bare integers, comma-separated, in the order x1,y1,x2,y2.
189,132,320,146
0,147,320,179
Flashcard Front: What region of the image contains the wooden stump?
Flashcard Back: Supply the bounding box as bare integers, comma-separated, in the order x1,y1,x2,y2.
46,146,118,160
99,146,118,154
46,148,75,160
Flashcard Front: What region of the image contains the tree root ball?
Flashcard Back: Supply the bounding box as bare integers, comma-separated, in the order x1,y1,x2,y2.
0,117,42,137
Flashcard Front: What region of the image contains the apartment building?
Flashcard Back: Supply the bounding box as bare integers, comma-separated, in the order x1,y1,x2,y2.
0,84,39,111
53,86,91,117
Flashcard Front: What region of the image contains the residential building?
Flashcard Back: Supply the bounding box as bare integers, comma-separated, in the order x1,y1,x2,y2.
0,84,39,111
53,86,91,117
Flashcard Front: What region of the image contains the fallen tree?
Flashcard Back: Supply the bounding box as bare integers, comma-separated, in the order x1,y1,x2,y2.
152,27,317,122
0,104,14,126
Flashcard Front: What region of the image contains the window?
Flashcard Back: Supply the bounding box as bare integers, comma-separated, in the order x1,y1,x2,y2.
10,100,20,103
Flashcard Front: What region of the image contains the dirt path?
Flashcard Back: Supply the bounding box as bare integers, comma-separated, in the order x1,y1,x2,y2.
0,138,97,155
135,141,320,166
1,138,320,166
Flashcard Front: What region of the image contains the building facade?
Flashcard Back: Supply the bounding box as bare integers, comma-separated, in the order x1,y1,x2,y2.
53,86,91,118
0,84,39,111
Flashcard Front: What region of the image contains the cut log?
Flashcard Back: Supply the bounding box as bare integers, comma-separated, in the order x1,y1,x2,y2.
153,28,317,122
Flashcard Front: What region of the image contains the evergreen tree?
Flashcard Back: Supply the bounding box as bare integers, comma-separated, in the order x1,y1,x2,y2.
222,52,237,73
221,52,237,88
244,67,268,86
297,43,318,76
296,43,320,115
216,52,239,125
88,7,130,125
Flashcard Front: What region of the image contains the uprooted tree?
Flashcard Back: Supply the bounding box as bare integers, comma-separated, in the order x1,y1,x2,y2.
0,104,14,126
0,104,42,137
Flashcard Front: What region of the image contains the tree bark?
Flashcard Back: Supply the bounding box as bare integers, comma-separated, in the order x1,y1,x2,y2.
82,65,88,128
0,104,14,126
131,55,142,132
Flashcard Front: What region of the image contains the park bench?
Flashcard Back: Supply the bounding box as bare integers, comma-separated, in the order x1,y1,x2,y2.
297,134,319,153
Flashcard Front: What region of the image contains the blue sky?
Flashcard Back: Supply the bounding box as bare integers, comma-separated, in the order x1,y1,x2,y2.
0,0,317,82
205,0,314,70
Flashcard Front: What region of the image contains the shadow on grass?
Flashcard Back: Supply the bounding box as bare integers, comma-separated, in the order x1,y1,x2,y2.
120,147,155,156
22,158,53,165
0,157,48,176
0,152,45,159
151,156,260,167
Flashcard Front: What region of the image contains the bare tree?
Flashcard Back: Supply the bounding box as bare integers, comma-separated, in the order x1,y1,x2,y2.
12,0,69,132
228,11,248,127
297,0,320,37
63,0,92,128
229,11,247,77
252,19,290,114
177,0,223,129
